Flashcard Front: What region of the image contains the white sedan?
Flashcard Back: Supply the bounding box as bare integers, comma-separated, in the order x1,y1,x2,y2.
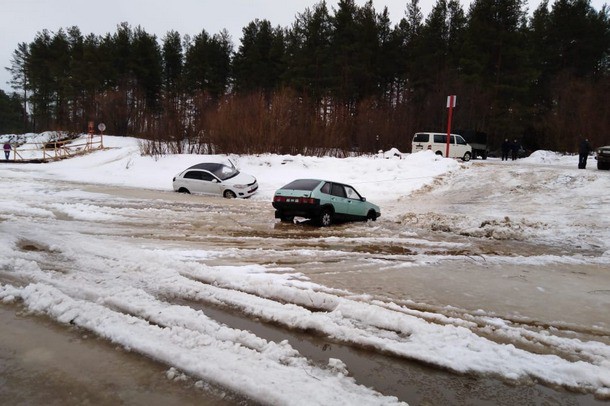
172,162,258,198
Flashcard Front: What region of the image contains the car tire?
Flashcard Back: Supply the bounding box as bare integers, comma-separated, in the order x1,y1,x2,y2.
435,151,443,156
280,214,294,223
224,190,237,199
178,187,190,194
462,152,471,162
318,208,333,227
367,210,377,221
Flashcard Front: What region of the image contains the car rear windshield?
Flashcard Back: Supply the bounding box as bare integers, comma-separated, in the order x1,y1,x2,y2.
281,179,321,191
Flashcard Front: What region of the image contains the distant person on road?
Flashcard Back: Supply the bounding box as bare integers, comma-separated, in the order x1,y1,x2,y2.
501,139,510,161
578,137,592,169
511,139,520,161
3,142,10,160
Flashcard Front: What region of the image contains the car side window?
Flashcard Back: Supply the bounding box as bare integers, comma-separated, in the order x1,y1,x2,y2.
184,171,202,180
449,135,456,144
456,136,467,145
413,133,429,142
434,134,444,143
200,172,216,182
320,182,331,194
331,184,346,198
344,186,360,200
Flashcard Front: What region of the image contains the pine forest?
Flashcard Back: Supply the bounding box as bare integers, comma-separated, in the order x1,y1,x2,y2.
1,0,609,155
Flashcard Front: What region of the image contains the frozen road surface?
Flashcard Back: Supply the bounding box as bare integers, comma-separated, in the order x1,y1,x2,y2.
1,139,609,405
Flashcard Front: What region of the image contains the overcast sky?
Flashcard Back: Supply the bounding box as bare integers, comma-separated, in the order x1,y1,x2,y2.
1,0,607,94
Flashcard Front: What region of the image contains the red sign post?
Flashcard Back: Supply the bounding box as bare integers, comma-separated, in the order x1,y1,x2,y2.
446,95,456,157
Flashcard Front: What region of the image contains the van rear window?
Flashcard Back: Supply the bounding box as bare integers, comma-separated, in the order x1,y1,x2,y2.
413,133,429,142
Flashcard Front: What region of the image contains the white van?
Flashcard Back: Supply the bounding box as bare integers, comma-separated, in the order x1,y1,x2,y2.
411,132,472,161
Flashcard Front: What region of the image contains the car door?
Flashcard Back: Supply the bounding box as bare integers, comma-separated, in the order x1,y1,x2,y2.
328,183,351,218
183,170,222,195
454,135,469,157
344,185,367,217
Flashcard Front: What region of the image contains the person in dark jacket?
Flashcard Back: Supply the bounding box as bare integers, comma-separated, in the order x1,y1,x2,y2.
511,139,520,161
578,138,592,169
501,139,510,161
3,142,10,160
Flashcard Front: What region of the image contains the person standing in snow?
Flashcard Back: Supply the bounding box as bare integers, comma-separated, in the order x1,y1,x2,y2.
3,142,10,160
501,139,510,161
510,139,520,161
578,137,592,169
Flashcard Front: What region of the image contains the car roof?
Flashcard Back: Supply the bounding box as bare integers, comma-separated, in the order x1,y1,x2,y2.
186,162,227,171
281,179,356,189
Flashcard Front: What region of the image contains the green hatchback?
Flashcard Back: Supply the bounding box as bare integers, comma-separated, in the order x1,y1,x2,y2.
272,179,381,226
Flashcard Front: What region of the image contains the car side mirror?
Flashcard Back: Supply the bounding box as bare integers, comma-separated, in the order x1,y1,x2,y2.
361,197,367,202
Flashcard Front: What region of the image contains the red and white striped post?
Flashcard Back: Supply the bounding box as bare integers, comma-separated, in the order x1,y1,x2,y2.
446,95,456,157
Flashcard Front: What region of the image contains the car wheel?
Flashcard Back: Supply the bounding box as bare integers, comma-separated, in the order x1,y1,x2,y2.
224,190,237,199
280,214,294,223
178,187,190,194
367,210,377,221
435,151,443,156
318,208,333,227
462,152,471,162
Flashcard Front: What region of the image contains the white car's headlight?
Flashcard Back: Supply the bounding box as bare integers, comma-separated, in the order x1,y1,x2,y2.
233,184,248,189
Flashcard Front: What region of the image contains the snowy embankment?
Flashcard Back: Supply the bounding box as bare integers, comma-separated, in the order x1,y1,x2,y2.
1,133,610,403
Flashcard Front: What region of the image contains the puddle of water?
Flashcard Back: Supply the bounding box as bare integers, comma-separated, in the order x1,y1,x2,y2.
0,304,251,406
187,301,606,406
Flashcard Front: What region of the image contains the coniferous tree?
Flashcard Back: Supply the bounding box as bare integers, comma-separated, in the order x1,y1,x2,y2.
0,90,26,133
329,0,360,107
283,2,333,100
397,0,424,97
162,30,183,97
545,0,609,77
460,0,533,138
131,26,163,112
27,30,54,130
232,19,285,94
529,0,610,149
376,6,401,103
80,33,106,120
183,29,232,99
6,42,29,129
48,29,71,127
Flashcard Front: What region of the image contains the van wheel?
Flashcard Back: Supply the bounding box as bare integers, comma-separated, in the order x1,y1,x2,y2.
462,152,471,162
435,151,443,156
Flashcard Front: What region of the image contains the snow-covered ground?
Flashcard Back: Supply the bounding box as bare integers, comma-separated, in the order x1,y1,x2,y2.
1,134,609,404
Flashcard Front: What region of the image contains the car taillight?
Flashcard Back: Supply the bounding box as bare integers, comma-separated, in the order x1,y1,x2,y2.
274,196,318,204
